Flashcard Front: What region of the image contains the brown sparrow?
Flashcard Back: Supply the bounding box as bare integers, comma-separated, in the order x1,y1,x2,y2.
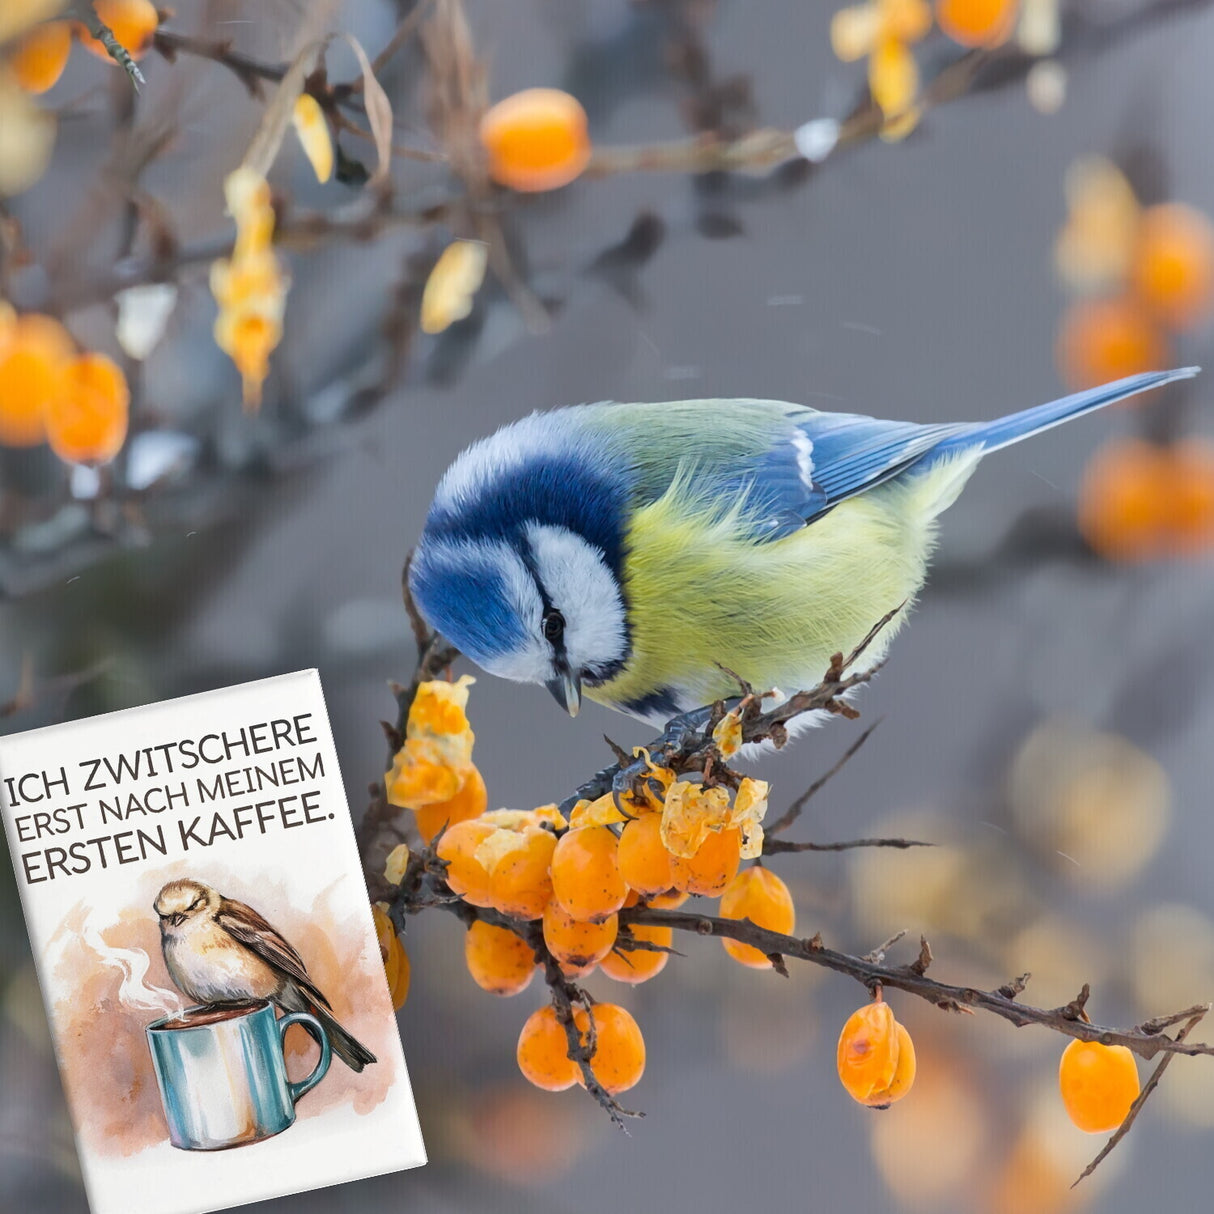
154,878,376,1072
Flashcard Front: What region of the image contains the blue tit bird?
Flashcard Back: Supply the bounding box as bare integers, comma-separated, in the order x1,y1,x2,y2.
408,368,1197,731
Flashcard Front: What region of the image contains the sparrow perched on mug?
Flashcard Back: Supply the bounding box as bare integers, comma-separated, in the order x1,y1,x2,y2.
409,368,1197,730
154,878,376,1072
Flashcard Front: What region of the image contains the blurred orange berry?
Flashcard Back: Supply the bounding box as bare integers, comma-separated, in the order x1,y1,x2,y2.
78,0,158,62
551,826,627,923
1131,203,1214,331
436,818,497,907
669,827,742,896
517,1005,579,1091
718,866,795,969
935,0,1019,48
1056,294,1169,391
464,920,536,996
543,901,617,969
837,998,916,1107
1169,439,1214,555
599,924,671,984
44,352,129,465
479,88,591,193
373,904,410,1009
573,1003,645,1094
1077,438,1172,561
412,764,488,843
617,812,673,897
0,312,74,447
10,21,71,93
1059,1040,1139,1133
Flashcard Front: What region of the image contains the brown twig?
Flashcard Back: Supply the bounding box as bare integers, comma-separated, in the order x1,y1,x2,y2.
765,835,933,854
618,905,1214,1062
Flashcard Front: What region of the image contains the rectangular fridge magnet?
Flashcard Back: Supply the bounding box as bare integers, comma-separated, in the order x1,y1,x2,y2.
0,670,427,1214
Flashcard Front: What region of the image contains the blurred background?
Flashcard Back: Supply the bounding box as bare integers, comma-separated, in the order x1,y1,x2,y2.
2,0,1214,1211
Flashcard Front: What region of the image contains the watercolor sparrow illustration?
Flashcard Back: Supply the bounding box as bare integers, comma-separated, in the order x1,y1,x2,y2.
154,878,377,1072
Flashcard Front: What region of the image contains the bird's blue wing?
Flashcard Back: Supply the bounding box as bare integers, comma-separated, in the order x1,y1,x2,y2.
737,411,966,541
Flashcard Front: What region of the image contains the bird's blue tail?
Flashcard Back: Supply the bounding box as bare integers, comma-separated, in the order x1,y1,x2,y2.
934,368,1199,458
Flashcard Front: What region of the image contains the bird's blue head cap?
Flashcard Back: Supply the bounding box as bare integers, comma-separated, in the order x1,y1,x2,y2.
409,412,632,716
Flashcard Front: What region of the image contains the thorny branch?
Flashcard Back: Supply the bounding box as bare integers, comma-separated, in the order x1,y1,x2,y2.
364,583,1214,1167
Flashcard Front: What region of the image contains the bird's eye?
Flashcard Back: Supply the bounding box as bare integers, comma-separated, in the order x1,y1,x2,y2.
542,609,565,643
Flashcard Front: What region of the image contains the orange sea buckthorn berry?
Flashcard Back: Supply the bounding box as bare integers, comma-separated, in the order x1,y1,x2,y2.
551,825,627,923
719,866,796,969
479,88,592,193
412,764,488,843
0,312,74,447
436,818,497,907
1059,1039,1140,1133
543,901,617,969
464,920,536,996
1131,203,1214,331
1168,439,1214,555
935,0,1019,48
373,905,410,1009
837,998,917,1108
487,823,557,920
1076,438,1171,561
599,924,671,985
669,827,742,897
79,0,159,62
517,1005,579,1091
572,1003,646,1095
617,811,674,897
1056,294,1169,392
646,889,689,910
10,21,72,94
44,352,130,465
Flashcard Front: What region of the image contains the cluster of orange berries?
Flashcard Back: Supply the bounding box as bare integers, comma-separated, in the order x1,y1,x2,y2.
1053,160,1214,561
1055,161,1214,391
384,683,800,1094
0,305,129,464
5,0,158,94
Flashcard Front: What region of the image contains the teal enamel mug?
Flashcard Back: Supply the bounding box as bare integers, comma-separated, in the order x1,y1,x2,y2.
146,999,331,1150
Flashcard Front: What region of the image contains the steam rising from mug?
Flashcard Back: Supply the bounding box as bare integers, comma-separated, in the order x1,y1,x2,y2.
80,913,184,1019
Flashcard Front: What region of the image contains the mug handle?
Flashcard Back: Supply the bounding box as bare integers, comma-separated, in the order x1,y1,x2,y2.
278,1011,332,1103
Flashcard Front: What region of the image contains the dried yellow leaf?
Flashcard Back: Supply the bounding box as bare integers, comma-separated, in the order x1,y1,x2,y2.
420,239,488,335
712,707,744,758
660,780,732,859
384,843,411,885
292,94,333,183
569,792,629,829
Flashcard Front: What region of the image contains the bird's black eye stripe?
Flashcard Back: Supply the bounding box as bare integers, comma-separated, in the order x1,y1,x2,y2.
542,609,565,643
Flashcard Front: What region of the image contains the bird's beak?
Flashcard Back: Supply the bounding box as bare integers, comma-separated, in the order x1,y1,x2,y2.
546,668,582,717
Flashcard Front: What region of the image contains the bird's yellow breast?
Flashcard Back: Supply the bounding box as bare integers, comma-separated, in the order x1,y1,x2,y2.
590,453,979,712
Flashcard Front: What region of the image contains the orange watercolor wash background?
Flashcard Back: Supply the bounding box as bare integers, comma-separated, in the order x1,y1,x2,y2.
45,863,400,1157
